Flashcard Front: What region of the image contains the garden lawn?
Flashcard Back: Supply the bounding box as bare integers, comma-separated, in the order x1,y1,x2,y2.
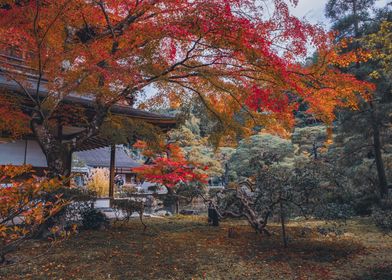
1,216,391,280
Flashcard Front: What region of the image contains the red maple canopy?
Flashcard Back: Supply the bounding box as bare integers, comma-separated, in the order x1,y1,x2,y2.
0,0,373,133
0,0,375,177
133,141,208,188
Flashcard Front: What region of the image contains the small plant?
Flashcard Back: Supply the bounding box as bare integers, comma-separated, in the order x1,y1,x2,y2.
118,185,137,198
111,199,146,231
81,208,109,230
0,165,69,264
314,203,355,221
372,199,392,234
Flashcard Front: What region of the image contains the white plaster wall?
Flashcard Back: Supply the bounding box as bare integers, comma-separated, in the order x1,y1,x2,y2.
0,140,47,167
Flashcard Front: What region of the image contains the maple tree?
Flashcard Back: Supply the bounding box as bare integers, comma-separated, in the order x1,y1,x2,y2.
132,140,208,213
0,0,374,176
0,165,69,264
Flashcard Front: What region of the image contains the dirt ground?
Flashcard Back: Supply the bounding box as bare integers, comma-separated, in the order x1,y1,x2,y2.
1,216,391,280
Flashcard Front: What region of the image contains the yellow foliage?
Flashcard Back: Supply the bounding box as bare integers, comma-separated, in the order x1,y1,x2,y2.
86,168,109,197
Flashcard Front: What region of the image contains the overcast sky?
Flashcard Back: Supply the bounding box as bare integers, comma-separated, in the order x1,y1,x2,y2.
290,0,391,28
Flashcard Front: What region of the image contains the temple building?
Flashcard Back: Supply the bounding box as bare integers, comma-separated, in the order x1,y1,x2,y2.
0,46,176,197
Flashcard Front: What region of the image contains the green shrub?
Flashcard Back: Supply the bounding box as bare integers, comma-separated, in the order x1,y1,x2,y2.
372,199,392,233
314,203,355,221
81,208,109,230
353,193,380,216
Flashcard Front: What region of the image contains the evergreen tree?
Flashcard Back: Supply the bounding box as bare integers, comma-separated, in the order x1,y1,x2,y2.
325,1,392,198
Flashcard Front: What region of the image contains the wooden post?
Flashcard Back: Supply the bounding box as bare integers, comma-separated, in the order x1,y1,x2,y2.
109,144,116,199
23,139,28,165
65,150,73,187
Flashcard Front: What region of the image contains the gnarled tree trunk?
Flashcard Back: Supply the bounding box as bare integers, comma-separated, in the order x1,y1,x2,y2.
30,105,108,178
31,118,73,178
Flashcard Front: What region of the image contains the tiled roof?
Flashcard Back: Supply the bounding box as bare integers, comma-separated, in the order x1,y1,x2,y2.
75,146,140,169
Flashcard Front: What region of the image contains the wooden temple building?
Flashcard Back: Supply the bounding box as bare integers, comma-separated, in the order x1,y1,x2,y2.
0,46,176,197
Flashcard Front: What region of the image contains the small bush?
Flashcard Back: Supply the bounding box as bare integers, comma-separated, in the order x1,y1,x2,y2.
41,187,97,229
372,199,392,233
81,208,109,230
314,203,355,221
118,184,137,198
0,165,69,263
353,193,380,216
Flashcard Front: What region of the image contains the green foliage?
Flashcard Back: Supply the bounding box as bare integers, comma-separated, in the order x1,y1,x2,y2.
372,199,392,233
100,116,163,146
168,113,234,180
228,133,294,180
81,208,109,230
314,203,355,221
363,20,392,86
292,125,328,157
324,0,392,202
325,0,376,38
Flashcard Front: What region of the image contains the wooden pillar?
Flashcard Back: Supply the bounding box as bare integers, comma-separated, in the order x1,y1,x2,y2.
23,139,28,165
65,150,73,187
109,144,116,199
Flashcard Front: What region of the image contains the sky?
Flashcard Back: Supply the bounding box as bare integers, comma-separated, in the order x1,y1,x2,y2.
291,0,329,25
290,0,391,28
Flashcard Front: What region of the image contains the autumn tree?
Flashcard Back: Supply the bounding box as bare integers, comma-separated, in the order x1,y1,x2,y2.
133,141,208,213
0,0,374,177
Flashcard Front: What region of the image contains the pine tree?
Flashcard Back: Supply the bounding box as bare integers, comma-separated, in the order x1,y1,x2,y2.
325,1,392,198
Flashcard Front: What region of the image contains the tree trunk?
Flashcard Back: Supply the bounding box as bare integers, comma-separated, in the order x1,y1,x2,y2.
29,102,109,178
280,200,288,248
46,145,73,178
369,104,389,199
31,119,73,178
165,187,179,214
175,199,179,215
224,162,229,185
372,122,388,198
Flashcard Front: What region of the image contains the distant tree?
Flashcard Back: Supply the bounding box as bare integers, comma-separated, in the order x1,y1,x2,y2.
363,20,392,83
168,115,234,181
292,125,328,159
228,133,294,181
325,0,376,39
